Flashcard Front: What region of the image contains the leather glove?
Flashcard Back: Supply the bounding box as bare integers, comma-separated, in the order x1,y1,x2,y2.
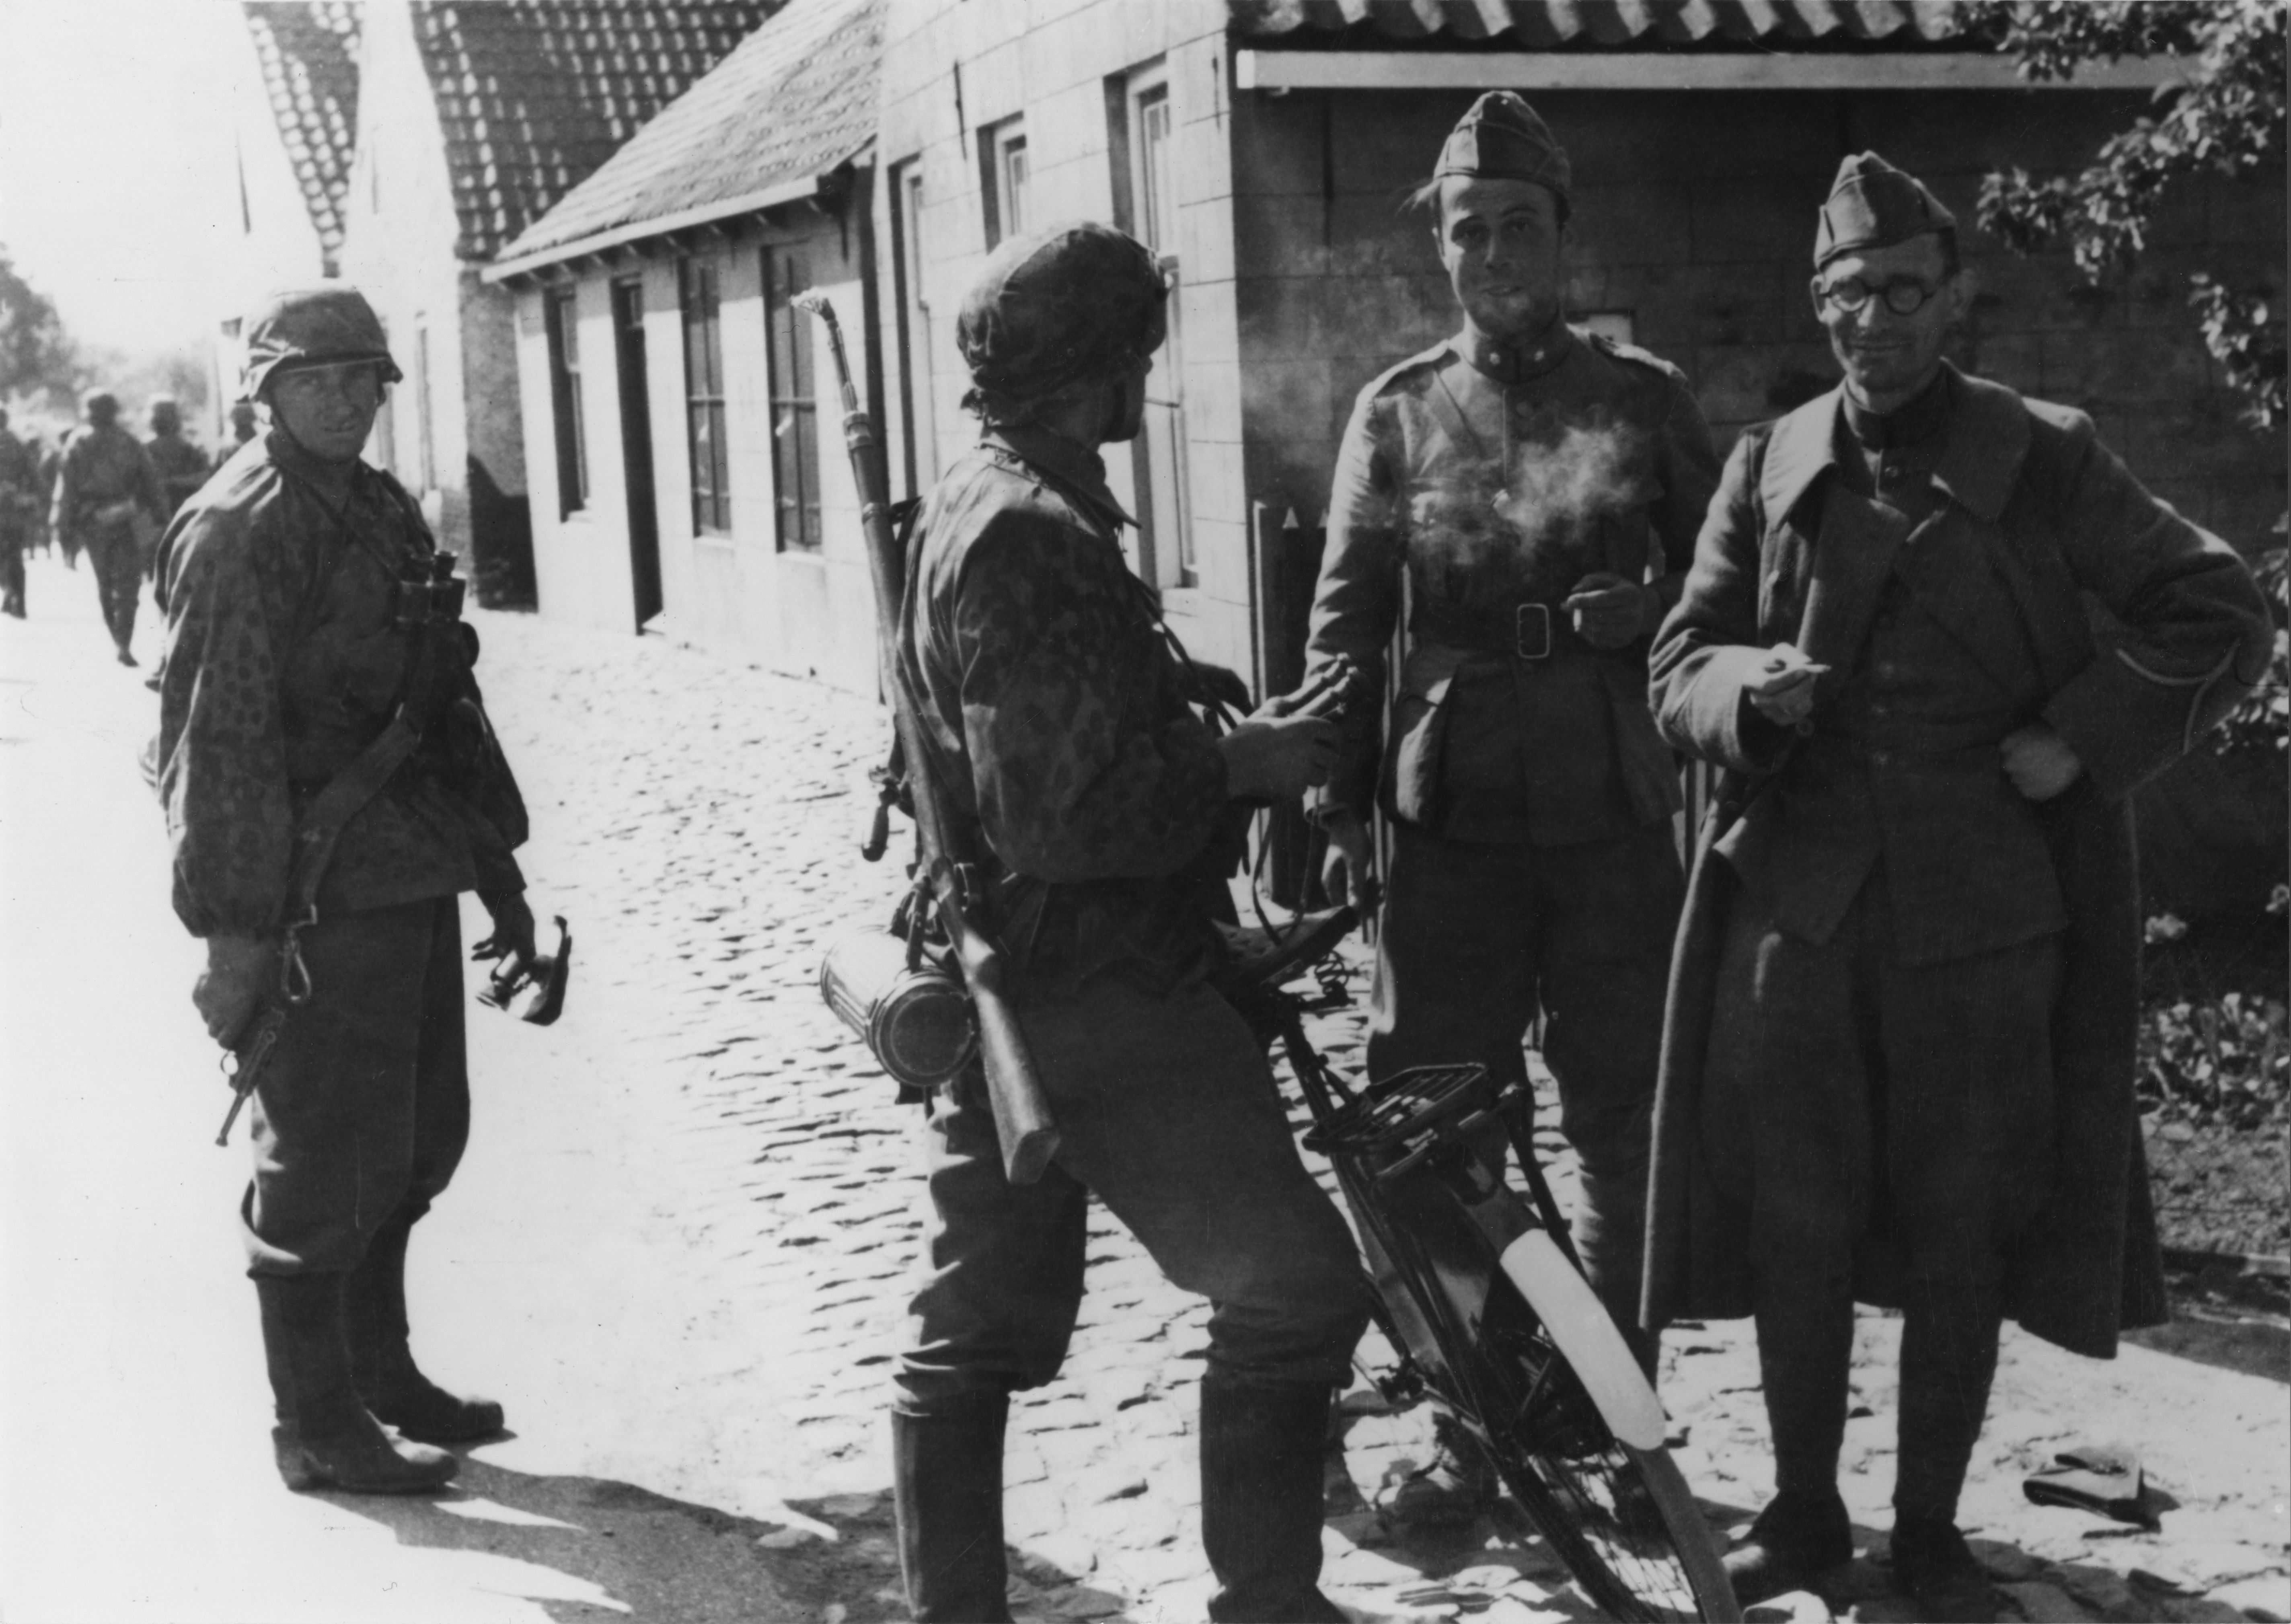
194,933,277,1046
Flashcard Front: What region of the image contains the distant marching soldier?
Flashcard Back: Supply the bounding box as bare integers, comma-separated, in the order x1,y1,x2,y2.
146,396,212,526
51,390,165,663
0,406,37,617
1301,92,1720,1519
1646,154,2272,1620
216,397,260,473
156,285,537,1495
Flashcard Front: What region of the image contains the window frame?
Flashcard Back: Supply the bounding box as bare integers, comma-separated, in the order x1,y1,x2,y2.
545,284,590,515
762,243,824,553
980,117,1029,249
680,256,732,537
1119,66,1194,589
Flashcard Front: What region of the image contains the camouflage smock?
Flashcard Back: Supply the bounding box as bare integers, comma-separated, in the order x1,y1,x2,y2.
155,428,526,938
51,423,163,538
901,423,1229,999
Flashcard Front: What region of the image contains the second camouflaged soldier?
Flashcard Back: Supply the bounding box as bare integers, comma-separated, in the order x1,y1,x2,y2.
1303,92,1720,1515
157,286,536,1495
146,396,212,528
892,223,1371,1623
51,390,165,663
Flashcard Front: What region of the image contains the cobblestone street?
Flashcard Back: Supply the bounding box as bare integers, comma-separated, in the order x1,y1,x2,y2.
2,557,2285,1622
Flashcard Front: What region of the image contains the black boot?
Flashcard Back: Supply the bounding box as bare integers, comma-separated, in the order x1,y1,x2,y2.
1201,1376,1347,1624
1890,1515,1997,1623
256,1273,457,1494
1722,1487,1853,1608
344,1209,505,1444
892,1395,1013,1623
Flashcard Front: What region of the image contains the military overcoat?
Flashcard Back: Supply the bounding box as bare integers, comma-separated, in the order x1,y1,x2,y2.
1645,367,2272,1359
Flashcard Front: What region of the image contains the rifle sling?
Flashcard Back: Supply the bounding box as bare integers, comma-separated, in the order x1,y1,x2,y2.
281,616,457,926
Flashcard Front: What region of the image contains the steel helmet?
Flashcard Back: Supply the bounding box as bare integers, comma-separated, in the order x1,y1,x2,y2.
957,222,1167,411
241,284,403,401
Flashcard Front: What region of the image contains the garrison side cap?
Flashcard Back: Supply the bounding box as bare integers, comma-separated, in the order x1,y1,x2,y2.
1815,151,1957,269
241,284,404,400
1431,91,1571,204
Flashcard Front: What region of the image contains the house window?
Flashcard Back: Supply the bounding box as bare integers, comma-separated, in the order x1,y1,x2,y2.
1122,71,1192,588
981,118,1029,248
546,287,589,514
763,245,822,552
414,323,436,493
890,158,936,495
681,257,730,535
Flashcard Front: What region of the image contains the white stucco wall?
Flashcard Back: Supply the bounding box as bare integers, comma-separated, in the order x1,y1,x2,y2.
876,0,1254,685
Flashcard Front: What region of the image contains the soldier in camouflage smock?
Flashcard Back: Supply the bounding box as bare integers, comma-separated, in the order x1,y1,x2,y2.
0,407,37,617
1304,95,1720,1519
157,285,535,1497
891,222,1370,1624
52,390,165,663
146,396,211,525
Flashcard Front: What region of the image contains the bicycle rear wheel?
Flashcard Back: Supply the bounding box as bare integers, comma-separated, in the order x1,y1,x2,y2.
1463,1265,1739,1623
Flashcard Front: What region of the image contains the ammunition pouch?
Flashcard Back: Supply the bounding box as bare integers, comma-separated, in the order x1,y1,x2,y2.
819,925,978,1093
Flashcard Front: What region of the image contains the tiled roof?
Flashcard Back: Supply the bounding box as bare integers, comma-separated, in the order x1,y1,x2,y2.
494,0,884,271
411,0,778,263
242,2,362,275
1230,0,1975,50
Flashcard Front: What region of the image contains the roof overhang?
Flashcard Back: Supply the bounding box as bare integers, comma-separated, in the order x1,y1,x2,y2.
1232,49,2189,93
483,172,825,284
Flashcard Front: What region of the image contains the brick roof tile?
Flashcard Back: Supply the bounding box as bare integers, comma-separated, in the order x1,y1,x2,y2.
496,0,884,268
411,0,777,262
242,2,362,274
1231,0,1977,49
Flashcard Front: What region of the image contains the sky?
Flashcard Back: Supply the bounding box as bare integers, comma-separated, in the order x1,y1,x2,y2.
0,0,277,357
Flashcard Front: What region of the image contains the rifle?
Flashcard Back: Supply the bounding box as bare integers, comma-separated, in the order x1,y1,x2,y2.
794,290,1060,1186
214,928,314,1145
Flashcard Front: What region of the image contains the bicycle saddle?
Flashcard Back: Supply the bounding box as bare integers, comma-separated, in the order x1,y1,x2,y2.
1210,905,1357,1000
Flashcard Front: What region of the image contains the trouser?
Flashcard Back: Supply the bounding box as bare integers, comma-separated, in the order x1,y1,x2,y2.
242,896,471,1278
896,976,1370,1413
1368,819,1683,1323
0,523,22,615
1704,872,2062,1522
85,518,141,650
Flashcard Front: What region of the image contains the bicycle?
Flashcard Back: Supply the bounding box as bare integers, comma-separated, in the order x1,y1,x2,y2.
1213,905,1742,1624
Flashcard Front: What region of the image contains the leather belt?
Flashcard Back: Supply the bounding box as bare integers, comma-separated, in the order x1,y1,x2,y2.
1410,600,1582,661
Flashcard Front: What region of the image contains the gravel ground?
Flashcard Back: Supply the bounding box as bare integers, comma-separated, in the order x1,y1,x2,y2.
2,555,2281,1624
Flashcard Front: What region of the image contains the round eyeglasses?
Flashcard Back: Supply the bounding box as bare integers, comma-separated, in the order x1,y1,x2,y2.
1816,275,1943,316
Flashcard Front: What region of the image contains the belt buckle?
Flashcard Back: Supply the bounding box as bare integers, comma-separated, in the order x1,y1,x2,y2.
1514,602,1553,661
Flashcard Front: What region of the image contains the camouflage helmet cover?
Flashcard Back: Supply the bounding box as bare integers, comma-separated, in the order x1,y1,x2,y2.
956,222,1167,409
242,284,403,400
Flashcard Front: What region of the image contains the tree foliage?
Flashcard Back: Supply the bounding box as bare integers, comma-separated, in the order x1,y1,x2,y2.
1963,0,2287,428
0,247,83,410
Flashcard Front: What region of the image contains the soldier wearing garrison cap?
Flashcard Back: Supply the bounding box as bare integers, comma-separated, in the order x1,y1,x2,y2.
1647,153,2270,1620
1302,91,1720,1522
156,284,539,1498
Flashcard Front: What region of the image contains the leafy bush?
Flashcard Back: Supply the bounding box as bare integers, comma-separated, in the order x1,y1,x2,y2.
2137,988,2290,1127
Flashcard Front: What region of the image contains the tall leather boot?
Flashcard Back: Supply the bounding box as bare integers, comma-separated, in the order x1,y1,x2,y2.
1200,1375,1347,1624
256,1273,458,1494
892,1394,1013,1624
343,1207,505,1444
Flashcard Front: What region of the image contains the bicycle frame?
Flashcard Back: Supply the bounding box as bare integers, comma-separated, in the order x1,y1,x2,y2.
1225,937,1740,1624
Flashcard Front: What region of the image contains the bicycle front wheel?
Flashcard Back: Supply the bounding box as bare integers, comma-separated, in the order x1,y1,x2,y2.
1459,1249,1740,1623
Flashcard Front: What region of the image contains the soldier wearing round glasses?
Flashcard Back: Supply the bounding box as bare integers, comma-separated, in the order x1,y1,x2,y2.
1647,153,2269,1621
